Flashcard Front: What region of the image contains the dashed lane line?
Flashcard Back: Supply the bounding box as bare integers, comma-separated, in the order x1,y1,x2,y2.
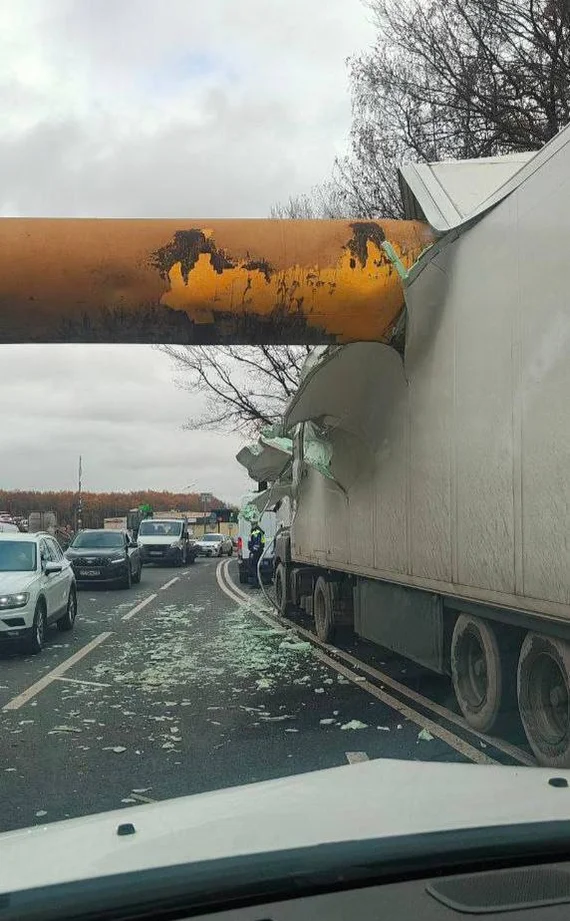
160,578,180,591
3,579,184,712
121,593,158,622
3,632,113,711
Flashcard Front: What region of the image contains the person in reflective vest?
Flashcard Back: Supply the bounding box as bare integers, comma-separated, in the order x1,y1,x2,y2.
248,522,265,586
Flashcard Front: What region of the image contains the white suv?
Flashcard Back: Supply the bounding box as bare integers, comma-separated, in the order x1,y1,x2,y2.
0,532,77,654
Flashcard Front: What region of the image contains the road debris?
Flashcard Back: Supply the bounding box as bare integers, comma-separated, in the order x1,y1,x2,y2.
279,640,312,652
48,725,82,734
340,720,369,730
417,729,434,742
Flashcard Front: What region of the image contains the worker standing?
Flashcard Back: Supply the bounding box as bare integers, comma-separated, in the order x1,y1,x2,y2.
248,522,265,587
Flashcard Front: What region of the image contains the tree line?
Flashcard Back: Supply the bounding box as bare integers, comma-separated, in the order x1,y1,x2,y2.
0,490,226,529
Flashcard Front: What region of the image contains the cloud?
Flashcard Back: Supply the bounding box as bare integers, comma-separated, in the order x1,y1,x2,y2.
1,345,251,503
0,2,374,498
0,0,374,217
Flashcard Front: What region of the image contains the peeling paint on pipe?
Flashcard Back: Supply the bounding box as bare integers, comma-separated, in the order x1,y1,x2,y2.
0,218,434,344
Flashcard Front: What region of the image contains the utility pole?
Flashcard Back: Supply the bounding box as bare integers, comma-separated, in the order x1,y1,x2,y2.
77,455,83,532
200,492,213,537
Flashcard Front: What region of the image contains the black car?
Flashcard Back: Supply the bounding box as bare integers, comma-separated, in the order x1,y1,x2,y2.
65,529,142,588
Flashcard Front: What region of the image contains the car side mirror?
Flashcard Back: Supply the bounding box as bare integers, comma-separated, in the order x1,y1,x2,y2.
44,562,63,575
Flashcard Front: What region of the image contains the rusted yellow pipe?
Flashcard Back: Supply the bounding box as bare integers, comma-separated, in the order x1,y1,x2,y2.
0,218,434,344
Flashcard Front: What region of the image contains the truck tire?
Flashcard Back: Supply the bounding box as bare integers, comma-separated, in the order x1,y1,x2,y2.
274,563,289,615
517,632,570,767
313,576,337,643
451,614,503,732
238,561,249,585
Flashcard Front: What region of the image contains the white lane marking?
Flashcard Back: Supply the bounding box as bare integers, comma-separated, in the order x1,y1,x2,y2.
221,560,533,767
218,560,497,766
55,676,110,688
215,561,286,630
160,578,179,591
3,632,113,711
122,593,157,622
129,792,156,804
345,752,369,764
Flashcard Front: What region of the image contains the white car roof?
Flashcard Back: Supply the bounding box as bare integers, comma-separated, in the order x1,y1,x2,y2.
0,531,42,542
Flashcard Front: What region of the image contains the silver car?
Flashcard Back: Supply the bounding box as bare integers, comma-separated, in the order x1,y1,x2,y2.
195,533,233,557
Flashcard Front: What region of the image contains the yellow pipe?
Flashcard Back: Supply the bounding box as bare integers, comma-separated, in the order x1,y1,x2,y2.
0,218,434,343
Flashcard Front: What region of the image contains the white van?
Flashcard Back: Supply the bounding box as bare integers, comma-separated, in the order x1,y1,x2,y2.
136,518,196,567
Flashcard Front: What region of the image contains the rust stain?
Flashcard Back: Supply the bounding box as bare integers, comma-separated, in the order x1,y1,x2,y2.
0,218,435,344
154,220,429,341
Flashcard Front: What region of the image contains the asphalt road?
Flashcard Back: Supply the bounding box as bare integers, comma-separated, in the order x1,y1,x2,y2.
0,557,523,833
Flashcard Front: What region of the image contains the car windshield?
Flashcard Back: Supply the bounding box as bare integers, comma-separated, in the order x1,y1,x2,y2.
71,532,124,549
138,521,182,537
0,541,36,572
202,534,222,542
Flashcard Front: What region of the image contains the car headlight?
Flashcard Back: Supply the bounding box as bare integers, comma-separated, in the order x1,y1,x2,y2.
170,541,181,549
109,556,126,565
0,593,30,609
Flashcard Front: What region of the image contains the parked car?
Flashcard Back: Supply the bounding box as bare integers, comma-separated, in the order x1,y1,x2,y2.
136,518,196,566
0,522,19,533
0,531,77,653
195,533,233,557
65,529,142,588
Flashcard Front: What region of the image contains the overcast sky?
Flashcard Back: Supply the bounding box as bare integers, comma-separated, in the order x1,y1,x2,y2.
0,1,375,503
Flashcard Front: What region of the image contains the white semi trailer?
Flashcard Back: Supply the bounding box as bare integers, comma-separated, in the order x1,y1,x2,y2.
240,126,570,768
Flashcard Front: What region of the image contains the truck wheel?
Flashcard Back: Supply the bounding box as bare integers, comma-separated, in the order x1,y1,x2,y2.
313,576,336,643
451,614,503,732
238,562,249,585
274,563,289,615
517,633,570,767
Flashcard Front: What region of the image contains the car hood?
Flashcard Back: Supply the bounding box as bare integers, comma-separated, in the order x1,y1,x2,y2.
0,571,36,593
66,548,125,559
0,758,568,895
196,539,222,547
137,535,180,546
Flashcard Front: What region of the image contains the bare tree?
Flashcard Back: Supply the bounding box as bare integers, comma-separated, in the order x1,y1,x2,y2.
269,179,351,219
159,345,313,435
344,0,570,216
273,0,570,220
